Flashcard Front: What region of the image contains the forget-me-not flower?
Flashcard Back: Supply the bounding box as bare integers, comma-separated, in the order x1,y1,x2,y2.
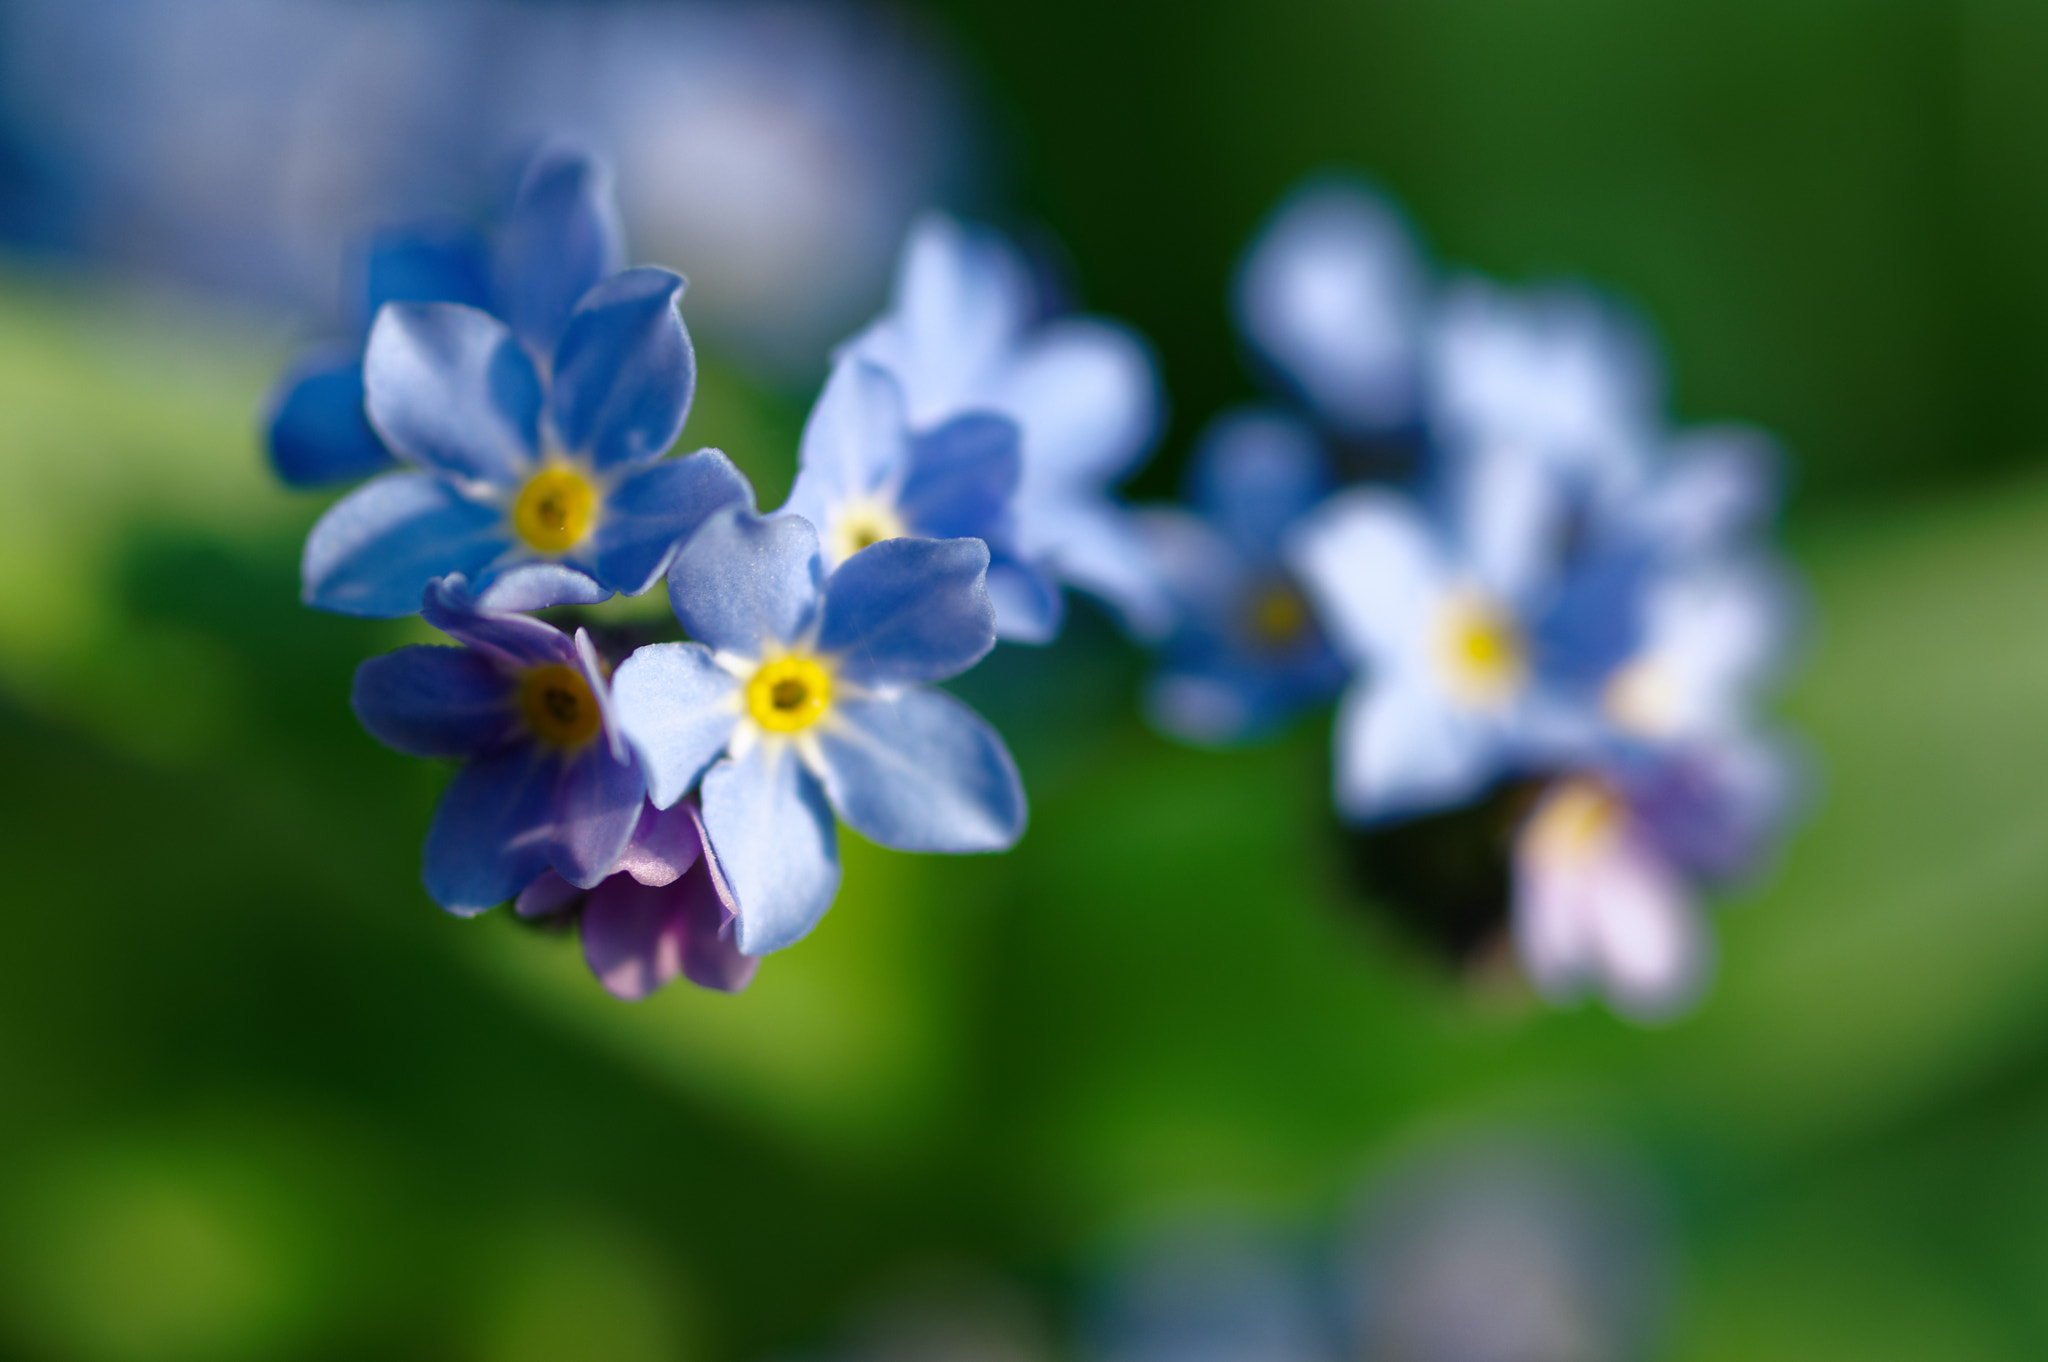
350,575,645,914
516,797,757,1001
1139,408,1346,745
611,508,1026,955
782,353,1055,623
847,212,1171,640
298,150,750,617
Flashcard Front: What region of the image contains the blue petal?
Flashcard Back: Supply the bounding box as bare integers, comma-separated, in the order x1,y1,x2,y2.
363,302,541,484
814,690,1025,852
665,509,822,658
816,536,994,688
610,642,742,809
549,267,694,472
1034,498,1175,642
265,350,395,488
361,223,491,325
700,746,840,955
1332,675,1500,823
423,742,561,915
785,358,913,530
1186,407,1328,557
549,745,646,889
422,575,579,669
351,645,519,758
302,474,508,618
495,144,624,357
473,563,611,614
898,411,1020,541
986,556,1064,645
588,449,755,596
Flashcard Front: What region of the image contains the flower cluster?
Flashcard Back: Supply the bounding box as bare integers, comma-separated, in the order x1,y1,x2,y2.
1140,178,1798,1019
270,149,1183,997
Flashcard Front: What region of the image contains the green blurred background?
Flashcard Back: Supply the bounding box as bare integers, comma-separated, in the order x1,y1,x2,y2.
9,1,2048,1357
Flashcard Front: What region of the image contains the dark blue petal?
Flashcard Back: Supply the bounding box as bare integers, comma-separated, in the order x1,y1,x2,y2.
363,302,541,484
610,642,741,809
351,645,519,759
817,536,994,688
302,474,508,618
665,509,822,658
423,742,561,915
549,267,695,472
898,411,1020,542
1186,407,1328,557
550,745,646,889
421,575,580,670
473,563,610,615
588,449,755,596
495,145,624,357
360,222,491,328
700,748,840,955
814,691,1025,852
265,350,396,488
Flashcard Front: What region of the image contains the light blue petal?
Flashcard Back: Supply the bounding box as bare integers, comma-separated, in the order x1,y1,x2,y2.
1284,488,1442,667
986,556,1064,645
1001,317,1161,496
473,562,611,614
351,645,519,759
421,574,578,669
1036,497,1175,642
265,350,395,488
1234,177,1424,432
814,690,1025,852
898,411,1020,540
700,746,840,955
588,449,755,596
1186,407,1328,556
363,302,541,483
610,642,742,809
785,357,913,529
495,145,624,357
302,474,508,618
1332,674,1500,823
423,742,561,915
549,744,645,889
816,536,994,688
665,509,822,658
549,267,694,472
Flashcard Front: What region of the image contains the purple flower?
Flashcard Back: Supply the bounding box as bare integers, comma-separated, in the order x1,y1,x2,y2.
349,575,644,914
516,799,757,1001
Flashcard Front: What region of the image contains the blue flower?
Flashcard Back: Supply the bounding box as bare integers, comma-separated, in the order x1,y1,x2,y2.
349,575,645,914
847,213,1172,640
1139,408,1347,745
265,144,617,489
1234,176,1428,436
782,354,1058,632
515,798,757,1001
610,508,1026,955
295,150,752,618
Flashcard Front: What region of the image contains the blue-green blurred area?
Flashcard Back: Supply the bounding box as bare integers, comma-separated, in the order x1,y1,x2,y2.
7,1,2048,1358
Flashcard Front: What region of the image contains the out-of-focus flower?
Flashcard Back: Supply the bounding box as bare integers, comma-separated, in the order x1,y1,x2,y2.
1234,178,1427,436
301,235,750,616
1139,409,1346,744
349,575,643,914
516,798,757,1001
783,356,1057,639
1093,1220,1334,1362
611,509,1025,955
848,213,1171,640
1342,1137,1671,1362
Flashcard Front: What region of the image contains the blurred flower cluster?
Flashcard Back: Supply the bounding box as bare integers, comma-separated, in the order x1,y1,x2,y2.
1140,180,1801,1020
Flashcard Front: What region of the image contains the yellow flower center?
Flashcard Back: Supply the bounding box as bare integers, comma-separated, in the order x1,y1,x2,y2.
1243,578,1311,651
512,466,598,554
827,499,908,565
1525,778,1624,864
520,663,603,748
746,656,833,733
1435,592,1526,706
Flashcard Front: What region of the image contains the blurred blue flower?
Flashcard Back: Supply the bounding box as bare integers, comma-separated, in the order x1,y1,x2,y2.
1234,177,1427,437
783,355,1059,638
611,508,1025,955
1094,1222,1334,1362
298,169,752,616
516,798,757,1001
349,575,644,915
848,213,1172,640
1139,409,1347,745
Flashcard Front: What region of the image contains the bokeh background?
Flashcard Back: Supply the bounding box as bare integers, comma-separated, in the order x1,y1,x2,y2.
8,1,2048,1357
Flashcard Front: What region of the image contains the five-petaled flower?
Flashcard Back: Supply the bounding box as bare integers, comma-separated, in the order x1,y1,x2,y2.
350,575,645,913
611,507,1027,955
